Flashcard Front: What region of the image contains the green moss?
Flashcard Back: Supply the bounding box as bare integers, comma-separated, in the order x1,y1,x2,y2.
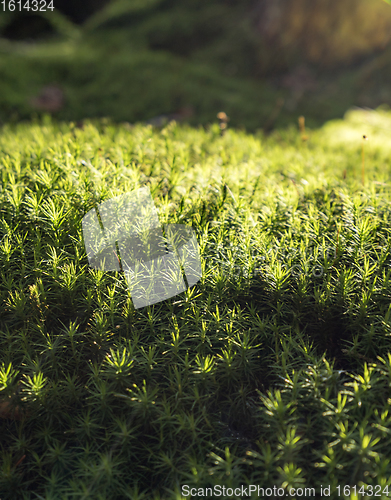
1,110,391,497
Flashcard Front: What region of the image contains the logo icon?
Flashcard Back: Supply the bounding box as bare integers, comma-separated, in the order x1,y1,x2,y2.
82,187,202,308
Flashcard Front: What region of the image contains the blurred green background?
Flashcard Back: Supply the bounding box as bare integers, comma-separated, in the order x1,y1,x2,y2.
1,0,391,131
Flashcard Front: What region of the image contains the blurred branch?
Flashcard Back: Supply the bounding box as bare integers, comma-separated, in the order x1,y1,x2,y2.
84,0,165,32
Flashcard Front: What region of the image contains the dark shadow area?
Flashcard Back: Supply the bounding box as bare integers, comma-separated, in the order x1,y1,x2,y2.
1,14,55,40
54,0,109,24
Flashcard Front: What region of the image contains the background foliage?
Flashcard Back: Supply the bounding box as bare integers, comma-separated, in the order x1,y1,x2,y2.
0,0,391,129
